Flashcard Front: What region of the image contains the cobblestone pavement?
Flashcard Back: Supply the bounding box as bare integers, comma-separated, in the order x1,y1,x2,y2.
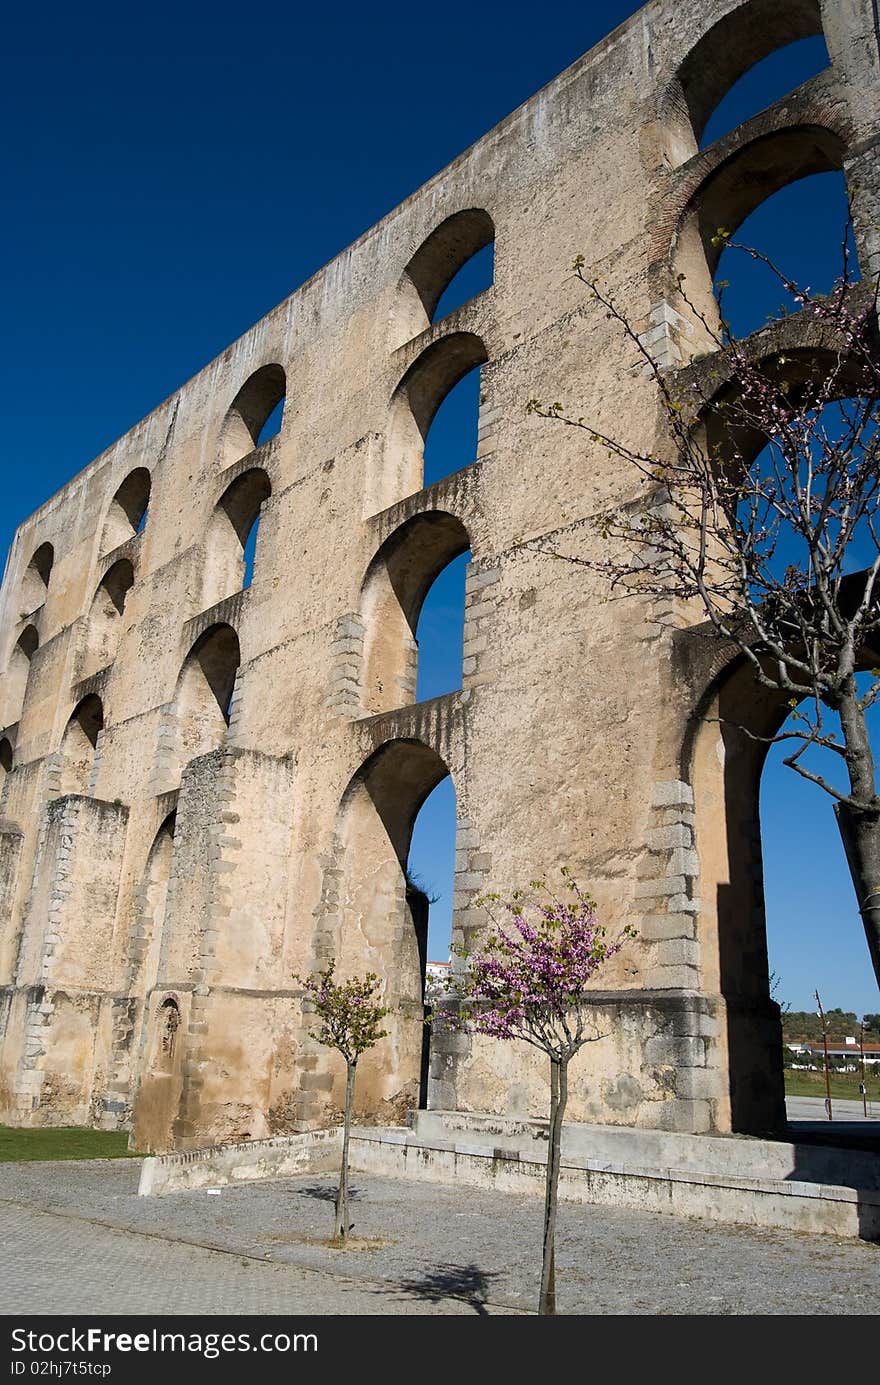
1,1160,878,1315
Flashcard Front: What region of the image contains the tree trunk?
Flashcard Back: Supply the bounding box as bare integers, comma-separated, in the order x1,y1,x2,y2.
539,1057,568,1316
835,682,880,990
336,1059,356,1240
834,802,880,988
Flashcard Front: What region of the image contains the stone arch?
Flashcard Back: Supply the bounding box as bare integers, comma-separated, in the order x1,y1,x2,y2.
663,0,824,163
310,738,453,1122
202,467,272,607
375,332,487,513
391,209,495,347
129,812,176,997
6,626,38,721
59,694,103,796
174,623,240,773
0,737,12,775
685,651,793,1135
666,124,846,342
217,364,286,468
82,559,135,678
359,512,471,714
21,542,53,614
697,342,872,476
679,327,877,1132
101,469,151,553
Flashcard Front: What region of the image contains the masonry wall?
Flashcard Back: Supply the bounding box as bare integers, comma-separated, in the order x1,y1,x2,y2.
0,0,877,1147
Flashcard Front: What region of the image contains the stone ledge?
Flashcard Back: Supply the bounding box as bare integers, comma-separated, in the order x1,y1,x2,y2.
137,1115,880,1240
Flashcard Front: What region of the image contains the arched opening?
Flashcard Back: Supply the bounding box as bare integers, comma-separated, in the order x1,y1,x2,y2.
174,623,240,772
101,470,151,553
408,775,457,999
714,171,856,340
762,704,880,1055
686,346,879,1132
690,656,880,1133
700,35,830,148
432,244,494,325
7,626,38,720
218,364,286,467
667,0,824,163
131,813,176,996
414,554,468,702
670,125,846,344
202,468,272,608
59,695,103,797
21,543,53,614
0,738,12,776
318,739,453,1119
392,209,495,346
360,512,470,714
82,559,134,678
379,333,487,511
690,658,790,1134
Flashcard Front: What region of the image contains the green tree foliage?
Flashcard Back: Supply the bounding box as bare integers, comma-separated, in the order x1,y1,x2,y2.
295,962,388,1240
782,1008,859,1041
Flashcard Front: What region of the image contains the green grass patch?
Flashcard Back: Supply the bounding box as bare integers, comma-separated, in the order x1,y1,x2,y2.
0,1125,141,1162
784,1069,880,1102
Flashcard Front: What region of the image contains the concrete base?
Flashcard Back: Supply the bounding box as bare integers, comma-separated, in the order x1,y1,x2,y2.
137,1109,880,1241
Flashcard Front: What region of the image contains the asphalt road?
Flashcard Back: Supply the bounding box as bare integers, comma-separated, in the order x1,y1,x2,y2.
786,1094,879,1123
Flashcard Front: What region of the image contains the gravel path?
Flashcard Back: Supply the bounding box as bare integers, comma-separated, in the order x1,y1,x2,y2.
1,1160,878,1315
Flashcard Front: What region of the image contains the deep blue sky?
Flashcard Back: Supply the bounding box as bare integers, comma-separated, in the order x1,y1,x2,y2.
3,4,877,1014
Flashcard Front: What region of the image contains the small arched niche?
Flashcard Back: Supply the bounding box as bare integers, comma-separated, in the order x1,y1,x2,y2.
82,560,134,678
665,0,824,165
20,543,54,615
59,694,103,797
202,468,272,608
392,209,495,347
217,365,286,468
360,512,470,715
0,737,12,777
101,470,151,553
154,996,181,1074
174,623,240,772
376,333,487,513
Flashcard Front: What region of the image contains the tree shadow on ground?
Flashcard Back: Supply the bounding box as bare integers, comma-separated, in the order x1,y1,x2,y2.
386,1262,501,1315
294,1181,363,1203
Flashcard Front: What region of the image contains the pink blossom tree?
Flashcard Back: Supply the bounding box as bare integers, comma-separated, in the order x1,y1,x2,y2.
441,869,633,1315
295,962,388,1241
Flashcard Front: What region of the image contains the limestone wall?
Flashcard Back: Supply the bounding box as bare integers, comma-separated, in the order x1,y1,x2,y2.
0,0,876,1146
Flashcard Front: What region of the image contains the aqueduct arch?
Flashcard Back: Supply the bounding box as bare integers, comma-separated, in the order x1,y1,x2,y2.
217,364,286,468
308,737,453,1122
359,511,471,714
202,467,272,607
0,0,877,1146
663,0,825,161
392,208,495,347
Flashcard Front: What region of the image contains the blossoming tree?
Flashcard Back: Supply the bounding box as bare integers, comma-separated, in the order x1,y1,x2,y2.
295,962,388,1241
442,870,633,1315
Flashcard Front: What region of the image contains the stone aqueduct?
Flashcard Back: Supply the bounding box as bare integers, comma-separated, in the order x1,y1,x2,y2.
0,0,877,1151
